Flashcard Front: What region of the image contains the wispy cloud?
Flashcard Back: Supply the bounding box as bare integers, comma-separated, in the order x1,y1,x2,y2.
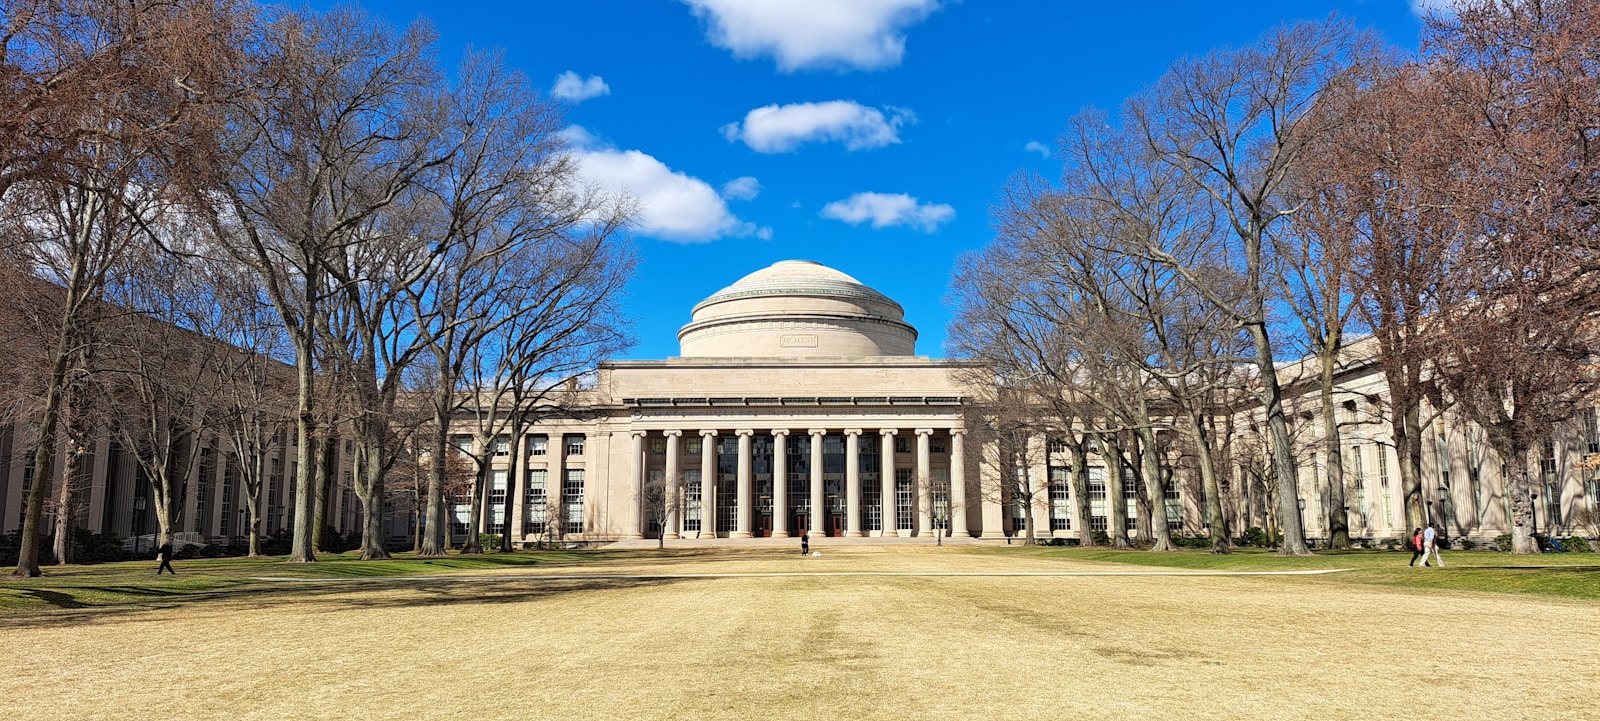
720,176,762,201
721,100,912,153
564,126,769,243
1024,141,1050,158
684,0,939,72
820,192,954,233
552,71,611,103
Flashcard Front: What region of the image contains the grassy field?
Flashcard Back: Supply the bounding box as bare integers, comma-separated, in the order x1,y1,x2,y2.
3,546,1597,720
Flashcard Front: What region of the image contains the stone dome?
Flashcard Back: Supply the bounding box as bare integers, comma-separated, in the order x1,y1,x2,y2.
677,260,917,357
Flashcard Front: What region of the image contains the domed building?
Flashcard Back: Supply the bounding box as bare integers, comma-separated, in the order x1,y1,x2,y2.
462,259,996,544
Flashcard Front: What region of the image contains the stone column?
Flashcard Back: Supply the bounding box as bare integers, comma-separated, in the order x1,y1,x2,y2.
626,430,646,539
699,430,717,539
772,429,789,538
663,430,681,540
509,434,527,544
733,429,754,538
809,429,826,535
844,429,862,536
980,436,1006,538
917,428,934,535
879,429,898,537
951,429,969,537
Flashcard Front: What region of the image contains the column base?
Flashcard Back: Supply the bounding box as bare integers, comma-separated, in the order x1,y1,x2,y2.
980,531,1006,539
773,531,790,538
622,533,643,540
665,533,680,540
730,531,753,539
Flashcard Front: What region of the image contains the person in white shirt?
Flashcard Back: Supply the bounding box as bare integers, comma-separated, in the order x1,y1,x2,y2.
1420,523,1445,568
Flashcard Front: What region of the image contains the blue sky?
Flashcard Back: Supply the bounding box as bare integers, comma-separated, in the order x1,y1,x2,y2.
324,1,1435,361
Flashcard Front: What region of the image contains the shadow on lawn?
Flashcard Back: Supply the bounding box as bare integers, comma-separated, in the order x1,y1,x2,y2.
3,575,691,630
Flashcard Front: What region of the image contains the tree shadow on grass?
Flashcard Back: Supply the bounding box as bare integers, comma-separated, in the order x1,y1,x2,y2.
3,575,692,630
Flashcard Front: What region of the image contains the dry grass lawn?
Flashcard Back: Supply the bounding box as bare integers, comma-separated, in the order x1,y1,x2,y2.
3,546,1598,720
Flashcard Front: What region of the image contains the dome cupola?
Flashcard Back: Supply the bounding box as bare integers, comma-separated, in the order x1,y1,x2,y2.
677,260,917,357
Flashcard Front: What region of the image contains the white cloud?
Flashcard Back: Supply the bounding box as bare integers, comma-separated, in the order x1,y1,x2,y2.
552,71,611,103
721,100,912,153
720,176,761,201
564,126,768,243
1024,141,1050,158
684,0,939,72
820,192,954,233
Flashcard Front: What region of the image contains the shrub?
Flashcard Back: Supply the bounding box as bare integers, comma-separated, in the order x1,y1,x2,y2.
1239,527,1271,548
478,533,502,550
1563,536,1592,553
1495,534,1513,552
1092,530,1110,546
1457,538,1476,551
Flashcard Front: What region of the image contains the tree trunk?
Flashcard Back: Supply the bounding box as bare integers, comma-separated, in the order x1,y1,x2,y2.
288,342,318,563
1070,441,1095,547
1184,408,1231,553
1320,350,1350,549
419,402,451,556
357,431,392,560
1504,441,1540,554
1105,434,1131,549
1397,403,1425,532
1137,402,1174,551
1247,321,1311,556
312,432,333,552
13,338,76,577
498,430,525,553
460,455,488,554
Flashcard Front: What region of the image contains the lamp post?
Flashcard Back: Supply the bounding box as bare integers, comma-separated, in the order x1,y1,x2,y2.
1297,498,1306,545
1437,485,1451,538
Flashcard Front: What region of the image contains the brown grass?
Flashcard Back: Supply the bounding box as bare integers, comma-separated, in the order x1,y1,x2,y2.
3,546,1597,720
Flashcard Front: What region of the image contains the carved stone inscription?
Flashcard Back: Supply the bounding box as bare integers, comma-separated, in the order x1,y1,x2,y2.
778,334,819,348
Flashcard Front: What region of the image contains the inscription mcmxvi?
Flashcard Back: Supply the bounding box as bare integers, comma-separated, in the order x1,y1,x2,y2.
779,334,819,348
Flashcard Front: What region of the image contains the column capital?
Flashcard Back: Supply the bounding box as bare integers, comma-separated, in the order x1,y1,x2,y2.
699,429,719,438
879,428,899,437
843,428,863,437
631,430,648,438
950,427,966,437
808,428,828,437
735,428,755,437
915,428,935,436
770,428,790,437
663,429,682,438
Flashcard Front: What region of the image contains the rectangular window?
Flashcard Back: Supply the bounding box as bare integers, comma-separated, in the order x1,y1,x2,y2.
1048,438,1067,454
1540,440,1560,525
683,469,702,532
1584,407,1600,455
1377,445,1392,527
195,447,215,535
650,437,667,455
932,467,950,529
565,434,586,457
452,435,474,455
647,468,665,533
529,435,548,456
562,469,585,534
895,467,914,530
717,436,738,534
895,436,910,454
525,469,547,535
488,469,508,535
860,433,881,532
220,456,235,537
1048,465,1070,531
1351,445,1366,525
929,435,946,454
1088,466,1107,531
686,437,702,456
493,437,510,457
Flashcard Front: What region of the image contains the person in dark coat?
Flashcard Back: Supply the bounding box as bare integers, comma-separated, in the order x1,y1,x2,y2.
800,530,810,556
157,542,176,575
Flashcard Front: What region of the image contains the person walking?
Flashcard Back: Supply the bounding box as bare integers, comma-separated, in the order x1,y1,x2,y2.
800,530,810,556
1408,529,1425,567
1421,523,1445,568
156,542,176,575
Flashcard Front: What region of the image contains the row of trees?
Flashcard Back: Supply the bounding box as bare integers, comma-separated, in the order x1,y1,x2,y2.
2,0,636,577
951,0,1600,555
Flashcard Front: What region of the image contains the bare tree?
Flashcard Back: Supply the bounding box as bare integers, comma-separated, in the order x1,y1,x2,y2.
197,7,449,563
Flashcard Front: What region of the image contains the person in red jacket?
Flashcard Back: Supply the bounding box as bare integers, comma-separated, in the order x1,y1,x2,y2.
1407,529,1425,567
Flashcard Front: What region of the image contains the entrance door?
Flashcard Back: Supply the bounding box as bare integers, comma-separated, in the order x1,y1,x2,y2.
756,513,773,537
829,513,845,537
792,512,808,535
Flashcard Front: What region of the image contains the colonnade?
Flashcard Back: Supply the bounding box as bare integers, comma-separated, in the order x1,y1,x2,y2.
627,427,966,539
